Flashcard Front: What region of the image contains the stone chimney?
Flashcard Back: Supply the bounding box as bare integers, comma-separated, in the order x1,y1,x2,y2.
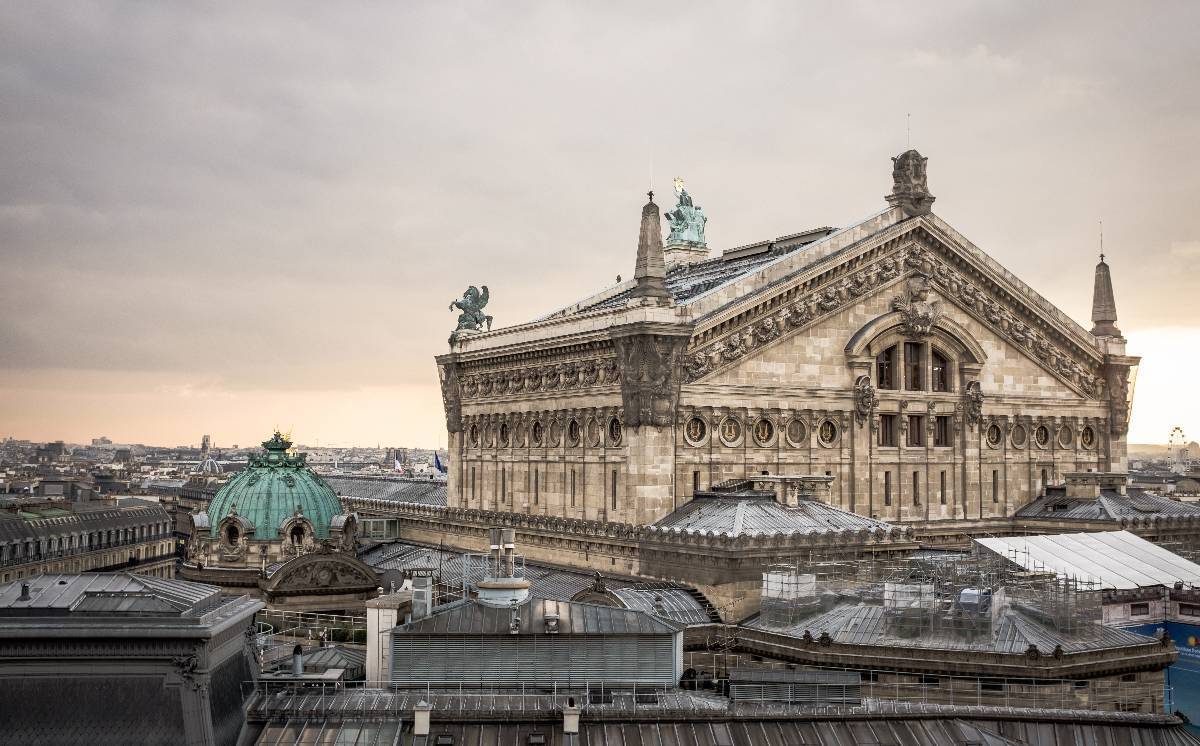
1090,254,1122,339
631,192,671,303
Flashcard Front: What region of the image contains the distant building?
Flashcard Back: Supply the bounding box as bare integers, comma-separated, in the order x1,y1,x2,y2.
34,441,67,464
0,573,262,745
0,497,174,585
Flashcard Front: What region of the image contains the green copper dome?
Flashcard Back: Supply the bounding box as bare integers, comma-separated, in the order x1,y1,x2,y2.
206,432,343,539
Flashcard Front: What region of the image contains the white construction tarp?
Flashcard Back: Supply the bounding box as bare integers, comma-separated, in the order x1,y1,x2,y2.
975,530,1200,590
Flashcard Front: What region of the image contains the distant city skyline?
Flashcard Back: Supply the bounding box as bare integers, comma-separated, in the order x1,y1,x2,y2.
2,3,1198,448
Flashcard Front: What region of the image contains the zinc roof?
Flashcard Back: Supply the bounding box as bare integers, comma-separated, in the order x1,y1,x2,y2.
1016,489,1200,521
323,475,448,506
976,531,1200,590
397,596,683,636
0,572,222,616
653,494,892,537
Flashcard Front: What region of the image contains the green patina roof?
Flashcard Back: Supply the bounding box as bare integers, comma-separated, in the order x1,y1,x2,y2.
206,432,343,539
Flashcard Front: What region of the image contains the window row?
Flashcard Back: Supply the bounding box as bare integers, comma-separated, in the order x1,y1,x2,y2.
683,416,840,449
877,414,954,448
984,422,1098,450
467,417,624,449
876,342,951,392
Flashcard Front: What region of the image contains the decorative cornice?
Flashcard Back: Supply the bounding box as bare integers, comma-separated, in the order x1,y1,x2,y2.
682,234,1106,399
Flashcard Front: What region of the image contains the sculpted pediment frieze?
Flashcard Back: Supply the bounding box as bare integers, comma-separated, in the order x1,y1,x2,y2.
683,226,1105,399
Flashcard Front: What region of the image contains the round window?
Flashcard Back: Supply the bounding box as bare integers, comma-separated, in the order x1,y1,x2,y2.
608,417,623,446
1034,425,1050,448
567,419,581,447
786,418,808,447
818,420,838,446
685,416,707,446
719,417,743,446
1081,426,1096,449
499,423,510,447
986,424,1002,448
753,418,775,447
1010,425,1027,448
1057,426,1073,449
531,421,544,447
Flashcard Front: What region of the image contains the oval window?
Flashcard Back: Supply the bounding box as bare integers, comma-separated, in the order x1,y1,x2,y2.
986,424,1002,448
719,417,743,447
754,418,775,447
685,416,707,446
1034,425,1050,448
818,420,838,446
786,419,808,447
608,417,623,446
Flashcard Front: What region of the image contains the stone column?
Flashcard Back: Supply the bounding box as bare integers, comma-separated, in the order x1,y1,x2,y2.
959,363,983,520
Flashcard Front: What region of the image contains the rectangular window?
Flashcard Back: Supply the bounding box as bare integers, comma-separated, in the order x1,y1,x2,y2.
884,471,892,506
1131,602,1150,616
904,342,924,391
501,468,506,504
939,470,947,504
570,469,576,507
934,415,952,446
992,470,999,504
611,469,618,510
931,351,949,392
907,416,924,447
471,467,476,500
912,471,920,505
877,347,896,390
1180,604,1200,617
533,470,539,505
693,470,700,494
879,414,897,447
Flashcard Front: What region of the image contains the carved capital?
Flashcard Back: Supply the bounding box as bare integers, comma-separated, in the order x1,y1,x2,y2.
611,325,692,429
436,356,463,433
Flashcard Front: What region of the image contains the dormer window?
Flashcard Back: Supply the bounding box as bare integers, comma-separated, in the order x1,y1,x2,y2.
225,525,240,546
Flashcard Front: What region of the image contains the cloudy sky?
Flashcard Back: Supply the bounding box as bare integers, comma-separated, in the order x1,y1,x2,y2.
1,2,1198,448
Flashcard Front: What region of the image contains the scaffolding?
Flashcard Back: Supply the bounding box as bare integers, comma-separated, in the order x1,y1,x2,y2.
758,546,1104,648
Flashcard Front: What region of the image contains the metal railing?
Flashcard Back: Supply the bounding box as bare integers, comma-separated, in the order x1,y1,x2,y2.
240,672,1175,718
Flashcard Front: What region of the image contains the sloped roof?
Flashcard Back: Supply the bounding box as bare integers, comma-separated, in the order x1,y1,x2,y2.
976,531,1200,590
323,475,447,506
744,602,1153,655
652,493,893,537
0,572,222,616
1015,488,1200,521
396,596,683,636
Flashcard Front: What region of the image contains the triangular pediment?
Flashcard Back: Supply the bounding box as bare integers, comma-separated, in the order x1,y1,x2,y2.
681,213,1106,399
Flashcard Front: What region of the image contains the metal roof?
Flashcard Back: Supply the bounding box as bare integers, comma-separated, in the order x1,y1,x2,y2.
323,475,448,506
0,572,223,616
362,542,714,625
0,500,170,544
744,601,1154,654
1016,488,1200,521
976,531,1200,590
653,494,893,537
396,596,684,636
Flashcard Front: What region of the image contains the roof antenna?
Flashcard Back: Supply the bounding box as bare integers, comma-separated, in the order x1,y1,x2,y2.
648,151,654,202
906,113,911,148
1099,218,1105,263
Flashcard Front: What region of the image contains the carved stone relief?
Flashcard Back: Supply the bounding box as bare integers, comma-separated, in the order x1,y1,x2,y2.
613,332,690,428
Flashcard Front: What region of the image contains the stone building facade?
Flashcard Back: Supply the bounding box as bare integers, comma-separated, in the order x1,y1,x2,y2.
437,151,1138,527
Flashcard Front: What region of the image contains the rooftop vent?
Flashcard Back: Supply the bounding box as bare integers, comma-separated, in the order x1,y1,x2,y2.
476,527,530,608
17,582,31,602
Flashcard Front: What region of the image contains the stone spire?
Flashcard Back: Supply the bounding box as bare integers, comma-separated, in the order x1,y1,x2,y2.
1090,253,1121,338
631,191,671,302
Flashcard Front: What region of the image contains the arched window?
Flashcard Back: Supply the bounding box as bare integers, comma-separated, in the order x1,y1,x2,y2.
225,525,240,546
931,349,950,392
290,526,305,545
877,345,897,390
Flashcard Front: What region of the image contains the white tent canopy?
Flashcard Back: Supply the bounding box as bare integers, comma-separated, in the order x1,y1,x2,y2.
975,531,1200,590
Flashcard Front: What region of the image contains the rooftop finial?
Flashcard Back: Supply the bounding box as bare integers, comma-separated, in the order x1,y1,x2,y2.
630,193,671,302
886,149,935,217
1090,233,1121,339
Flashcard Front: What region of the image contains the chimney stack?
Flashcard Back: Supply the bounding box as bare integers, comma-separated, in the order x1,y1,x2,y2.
291,645,304,676
18,582,31,602
413,701,432,736
411,576,433,620
563,700,581,735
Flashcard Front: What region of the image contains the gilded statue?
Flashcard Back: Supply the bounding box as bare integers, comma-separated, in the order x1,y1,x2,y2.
449,285,492,333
